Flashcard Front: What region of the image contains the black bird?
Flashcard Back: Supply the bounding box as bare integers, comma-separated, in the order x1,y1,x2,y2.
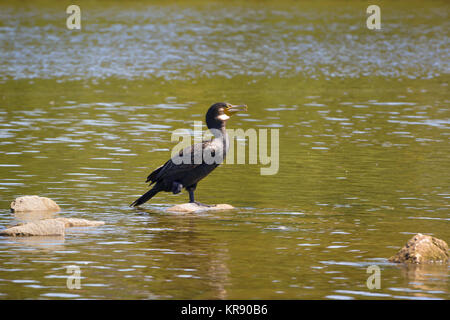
130,102,247,207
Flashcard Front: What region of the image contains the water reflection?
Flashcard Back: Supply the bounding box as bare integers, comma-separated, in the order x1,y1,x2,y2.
136,210,232,299
398,264,449,299
7,236,66,252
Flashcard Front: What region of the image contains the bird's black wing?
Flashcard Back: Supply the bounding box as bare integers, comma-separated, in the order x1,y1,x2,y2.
145,140,213,185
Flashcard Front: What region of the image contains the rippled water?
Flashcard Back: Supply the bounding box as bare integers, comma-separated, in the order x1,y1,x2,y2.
0,0,449,299
1,1,449,81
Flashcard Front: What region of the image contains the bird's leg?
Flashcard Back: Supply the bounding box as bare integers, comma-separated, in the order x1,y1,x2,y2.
172,181,183,194
186,184,197,202
186,185,212,207
188,188,195,203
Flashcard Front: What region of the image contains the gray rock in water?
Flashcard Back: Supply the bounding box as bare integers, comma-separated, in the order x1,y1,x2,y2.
166,203,234,213
0,220,66,237
389,233,449,264
10,196,60,213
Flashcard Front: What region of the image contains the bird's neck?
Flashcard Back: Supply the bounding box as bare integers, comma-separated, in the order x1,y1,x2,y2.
209,124,229,153
209,124,227,140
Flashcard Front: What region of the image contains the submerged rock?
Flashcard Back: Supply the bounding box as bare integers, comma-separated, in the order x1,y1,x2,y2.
10,196,60,213
0,220,66,237
0,218,105,237
55,218,105,227
389,233,449,264
166,203,234,213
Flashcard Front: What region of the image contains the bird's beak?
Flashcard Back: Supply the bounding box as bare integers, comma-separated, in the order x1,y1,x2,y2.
225,104,247,116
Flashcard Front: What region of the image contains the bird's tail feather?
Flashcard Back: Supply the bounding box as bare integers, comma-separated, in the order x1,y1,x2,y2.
130,186,160,207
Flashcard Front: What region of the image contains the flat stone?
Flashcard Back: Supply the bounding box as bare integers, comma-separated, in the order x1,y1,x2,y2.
10,196,60,213
14,210,57,222
0,220,66,237
389,233,449,264
0,218,105,237
166,203,235,213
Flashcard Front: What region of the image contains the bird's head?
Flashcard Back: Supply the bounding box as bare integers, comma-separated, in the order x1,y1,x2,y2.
206,102,247,129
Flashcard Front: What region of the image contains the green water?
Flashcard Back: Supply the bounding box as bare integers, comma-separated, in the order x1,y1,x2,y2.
0,0,449,299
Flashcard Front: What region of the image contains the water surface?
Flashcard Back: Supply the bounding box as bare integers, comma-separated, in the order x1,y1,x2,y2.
0,0,449,299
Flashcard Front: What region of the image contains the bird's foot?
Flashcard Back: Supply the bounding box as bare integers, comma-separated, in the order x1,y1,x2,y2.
190,201,213,207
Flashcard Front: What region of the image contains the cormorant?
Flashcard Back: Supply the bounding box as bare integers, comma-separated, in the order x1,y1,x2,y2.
130,102,247,207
